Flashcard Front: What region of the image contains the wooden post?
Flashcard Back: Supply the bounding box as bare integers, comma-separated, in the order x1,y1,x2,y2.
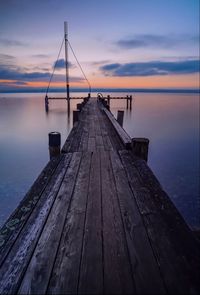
45,95,49,112
130,95,132,110
48,132,61,160
132,138,149,162
73,110,79,125
117,110,124,127
126,95,129,109
107,95,110,106
77,103,82,111
105,104,110,111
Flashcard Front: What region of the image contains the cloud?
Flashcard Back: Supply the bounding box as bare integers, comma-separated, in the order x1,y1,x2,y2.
0,65,50,81
116,34,198,49
31,54,50,58
0,38,28,47
0,64,84,87
54,58,74,70
100,59,199,77
91,60,111,66
0,54,16,60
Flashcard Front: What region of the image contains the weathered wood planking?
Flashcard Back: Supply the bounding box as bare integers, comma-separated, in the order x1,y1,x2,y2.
47,152,92,294
18,152,82,294
0,98,199,295
0,156,61,266
110,150,166,294
0,154,72,294
118,150,200,293
103,107,132,149
101,151,135,294
78,151,103,294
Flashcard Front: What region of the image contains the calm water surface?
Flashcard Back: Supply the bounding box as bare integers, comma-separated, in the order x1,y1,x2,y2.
0,92,199,229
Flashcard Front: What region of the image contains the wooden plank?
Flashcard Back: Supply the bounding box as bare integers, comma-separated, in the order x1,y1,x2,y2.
119,150,200,293
102,134,113,151
0,156,61,266
78,151,103,294
61,122,79,153
101,151,135,294
68,120,83,152
0,154,72,294
96,135,104,150
87,137,96,151
47,152,92,294
62,106,86,152
101,110,125,150
18,152,82,294
79,112,89,151
110,150,167,294
79,131,89,151
103,108,132,149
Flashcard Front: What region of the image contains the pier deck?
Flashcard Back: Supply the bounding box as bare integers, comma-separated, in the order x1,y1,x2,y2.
0,99,199,294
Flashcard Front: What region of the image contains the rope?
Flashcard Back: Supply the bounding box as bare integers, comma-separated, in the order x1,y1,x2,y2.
45,37,65,96
68,40,91,93
45,36,91,96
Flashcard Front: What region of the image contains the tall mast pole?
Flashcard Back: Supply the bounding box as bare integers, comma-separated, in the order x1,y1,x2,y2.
64,21,70,101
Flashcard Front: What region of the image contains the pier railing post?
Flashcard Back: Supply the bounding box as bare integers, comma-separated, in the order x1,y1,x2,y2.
132,138,149,162
117,110,124,127
48,132,61,160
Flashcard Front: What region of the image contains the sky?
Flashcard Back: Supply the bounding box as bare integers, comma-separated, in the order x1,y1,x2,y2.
0,0,199,92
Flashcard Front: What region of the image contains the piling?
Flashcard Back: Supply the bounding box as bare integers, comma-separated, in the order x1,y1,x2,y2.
130,95,132,110
132,137,149,162
117,110,124,127
73,110,79,125
48,132,61,159
77,103,82,111
107,95,110,106
126,95,129,109
45,95,49,112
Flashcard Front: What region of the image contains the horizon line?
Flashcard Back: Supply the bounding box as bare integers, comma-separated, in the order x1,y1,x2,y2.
0,87,199,94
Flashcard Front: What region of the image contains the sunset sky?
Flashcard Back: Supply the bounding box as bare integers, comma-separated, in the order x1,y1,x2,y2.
0,0,199,92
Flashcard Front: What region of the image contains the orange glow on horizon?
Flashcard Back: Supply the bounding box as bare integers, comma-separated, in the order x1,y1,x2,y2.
0,73,199,90
89,73,199,89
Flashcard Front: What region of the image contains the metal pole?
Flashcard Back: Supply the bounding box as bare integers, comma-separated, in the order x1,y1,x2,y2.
64,21,70,101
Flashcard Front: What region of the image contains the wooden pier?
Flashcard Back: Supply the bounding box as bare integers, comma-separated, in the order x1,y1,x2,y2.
0,98,199,294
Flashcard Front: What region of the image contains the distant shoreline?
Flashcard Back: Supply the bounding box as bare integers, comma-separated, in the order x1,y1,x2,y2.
0,87,199,94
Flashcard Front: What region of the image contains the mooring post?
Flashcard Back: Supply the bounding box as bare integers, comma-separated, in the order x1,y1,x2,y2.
83,97,87,104
45,95,49,112
77,103,82,111
132,137,149,162
73,110,79,125
126,95,129,109
117,110,124,127
48,132,61,160
130,95,132,110
107,95,110,106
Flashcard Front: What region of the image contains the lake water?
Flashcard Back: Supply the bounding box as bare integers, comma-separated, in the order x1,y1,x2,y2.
0,92,199,229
